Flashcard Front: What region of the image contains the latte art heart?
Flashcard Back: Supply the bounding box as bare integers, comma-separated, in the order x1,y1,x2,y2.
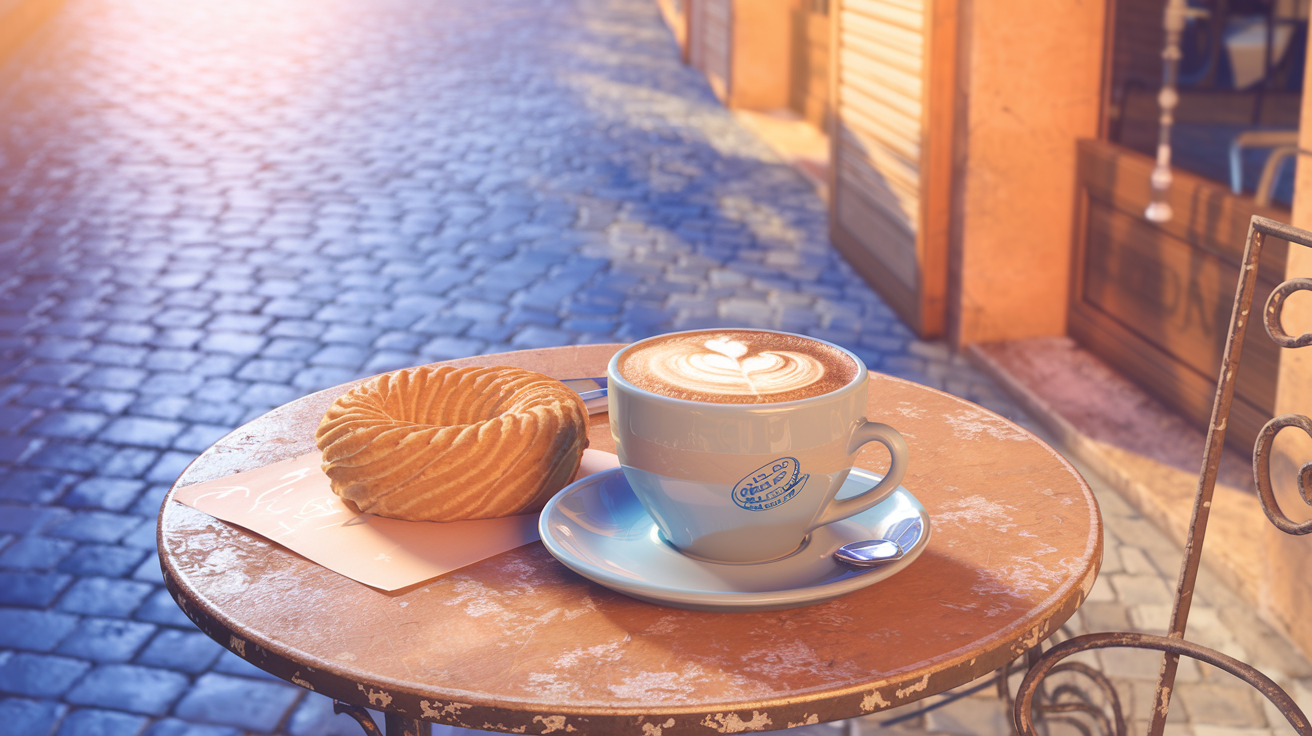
618,330,859,404
656,344,826,396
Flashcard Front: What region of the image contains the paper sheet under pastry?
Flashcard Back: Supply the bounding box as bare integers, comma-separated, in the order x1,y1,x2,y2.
173,449,621,591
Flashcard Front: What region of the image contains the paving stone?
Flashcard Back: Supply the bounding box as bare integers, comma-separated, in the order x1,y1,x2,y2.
142,350,201,373
418,336,485,360
101,324,156,346
1099,646,1201,682
81,367,150,391
237,382,301,409
0,536,76,570
0,652,91,698
16,362,91,386
29,412,110,441
286,693,384,736
130,485,172,518
210,651,284,682
173,673,301,732
0,608,79,652
97,418,185,449
14,387,79,410
65,664,189,715
0,501,63,530
1177,683,1270,728
133,589,195,628
197,333,266,356
102,448,162,480
234,359,300,384
410,315,474,336
922,693,1013,736
81,344,149,368
309,344,368,367
26,442,118,474
0,435,40,463
127,396,192,421
147,329,205,350
55,577,153,617
57,544,148,577
53,707,148,736
0,697,67,736
267,321,328,340
46,512,140,544
55,619,156,663
68,390,137,415
363,351,421,373
135,630,223,675
1109,574,1177,606
134,373,203,397
373,331,427,352
142,719,241,736
63,479,146,512
0,572,74,607
120,519,160,551
207,314,272,334
290,366,358,392
320,325,382,345
510,325,574,349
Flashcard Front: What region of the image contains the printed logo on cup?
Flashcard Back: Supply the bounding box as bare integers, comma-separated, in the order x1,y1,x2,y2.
733,457,809,512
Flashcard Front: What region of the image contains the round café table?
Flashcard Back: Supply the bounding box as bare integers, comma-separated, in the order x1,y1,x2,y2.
158,345,1102,736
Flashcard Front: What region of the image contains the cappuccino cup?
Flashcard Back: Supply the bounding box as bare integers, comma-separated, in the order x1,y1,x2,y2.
607,328,908,564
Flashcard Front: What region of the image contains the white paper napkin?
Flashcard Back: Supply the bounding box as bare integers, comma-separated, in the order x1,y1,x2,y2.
173,449,621,591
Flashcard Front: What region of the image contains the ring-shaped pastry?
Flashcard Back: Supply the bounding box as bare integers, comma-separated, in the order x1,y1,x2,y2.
315,365,588,522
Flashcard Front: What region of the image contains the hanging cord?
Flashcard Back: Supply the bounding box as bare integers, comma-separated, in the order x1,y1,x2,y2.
1146,0,1189,223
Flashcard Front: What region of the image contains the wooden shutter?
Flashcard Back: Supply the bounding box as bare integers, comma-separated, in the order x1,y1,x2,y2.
693,0,731,102
829,0,955,338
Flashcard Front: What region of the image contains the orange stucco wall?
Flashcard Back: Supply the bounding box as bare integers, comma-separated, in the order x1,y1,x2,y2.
948,0,1108,346
1267,44,1312,661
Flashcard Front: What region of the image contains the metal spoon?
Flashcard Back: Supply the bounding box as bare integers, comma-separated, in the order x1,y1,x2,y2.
562,377,609,415
834,539,904,568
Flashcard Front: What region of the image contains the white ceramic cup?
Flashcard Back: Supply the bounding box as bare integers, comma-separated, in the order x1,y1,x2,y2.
607,329,909,564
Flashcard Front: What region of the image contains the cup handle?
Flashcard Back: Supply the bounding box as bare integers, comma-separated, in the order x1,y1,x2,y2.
810,421,909,529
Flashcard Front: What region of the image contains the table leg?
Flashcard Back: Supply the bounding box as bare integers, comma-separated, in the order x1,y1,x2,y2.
332,701,383,735
386,713,431,736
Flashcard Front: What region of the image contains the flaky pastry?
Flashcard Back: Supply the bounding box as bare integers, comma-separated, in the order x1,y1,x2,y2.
315,365,588,521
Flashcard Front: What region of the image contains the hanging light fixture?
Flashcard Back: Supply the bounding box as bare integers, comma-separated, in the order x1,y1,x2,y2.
1146,0,1189,223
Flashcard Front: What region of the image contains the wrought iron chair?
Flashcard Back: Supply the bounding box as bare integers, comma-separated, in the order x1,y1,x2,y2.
1012,215,1312,736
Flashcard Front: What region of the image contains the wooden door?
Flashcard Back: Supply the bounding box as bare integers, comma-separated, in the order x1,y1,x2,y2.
828,0,955,338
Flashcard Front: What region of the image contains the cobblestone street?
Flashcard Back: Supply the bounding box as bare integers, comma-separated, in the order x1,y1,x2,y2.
0,0,1309,734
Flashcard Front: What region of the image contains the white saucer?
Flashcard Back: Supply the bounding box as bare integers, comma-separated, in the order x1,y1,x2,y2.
538,467,931,612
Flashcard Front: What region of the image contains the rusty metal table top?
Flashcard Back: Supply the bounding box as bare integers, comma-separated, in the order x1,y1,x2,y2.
158,344,1102,735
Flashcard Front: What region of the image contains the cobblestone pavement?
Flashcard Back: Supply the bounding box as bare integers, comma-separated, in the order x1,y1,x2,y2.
0,0,1309,734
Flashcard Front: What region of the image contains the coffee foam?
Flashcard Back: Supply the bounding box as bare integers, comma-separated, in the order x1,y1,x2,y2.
618,331,858,404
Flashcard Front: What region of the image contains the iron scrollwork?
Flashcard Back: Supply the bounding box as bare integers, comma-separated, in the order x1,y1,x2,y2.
1254,413,1312,536
1254,275,1312,535
1264,277,1312,348
997,642,1126,736
1013,216,1312,736
1015,633,1310,736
